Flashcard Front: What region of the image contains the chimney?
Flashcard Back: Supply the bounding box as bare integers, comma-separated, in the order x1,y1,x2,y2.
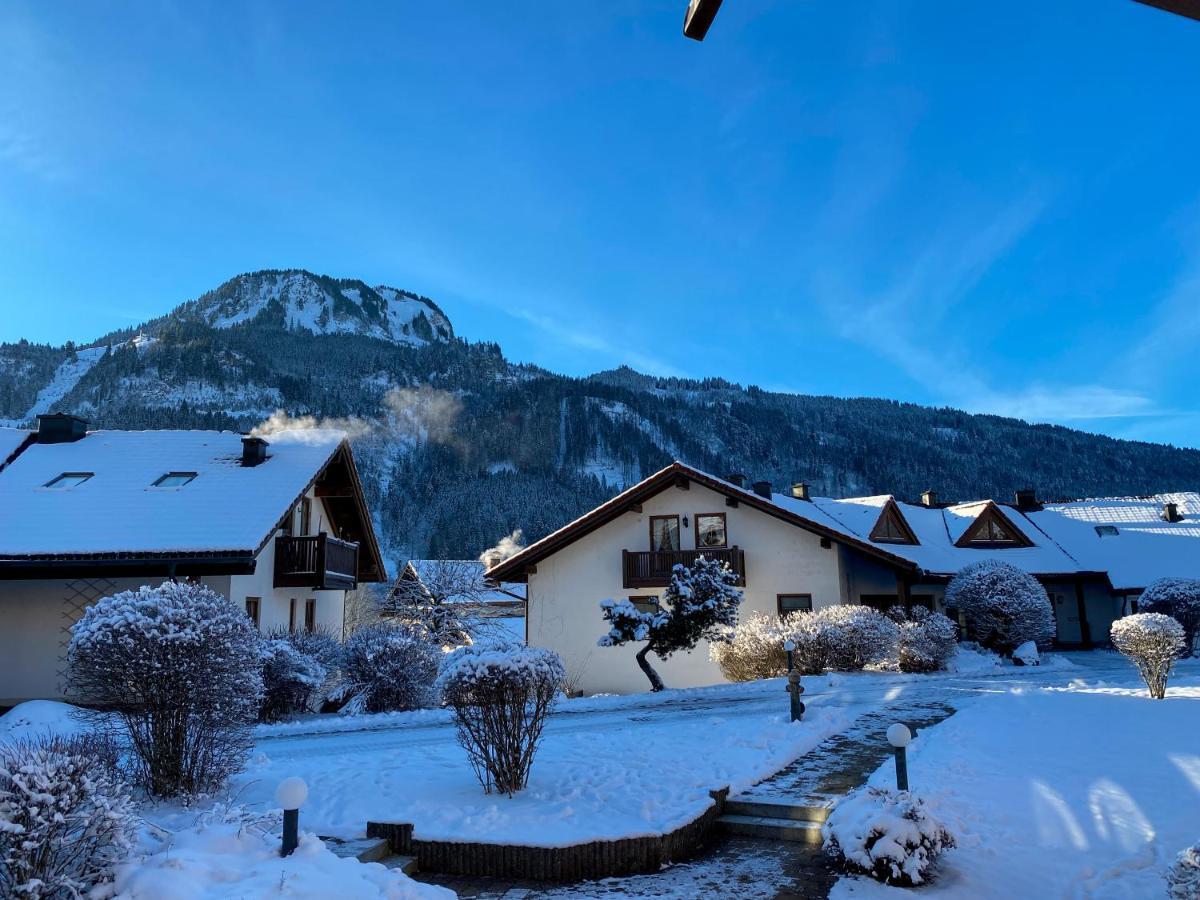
241,436,269,467
1164,501,1182,523
752,480,772,499
726,473,746,488
36,413,88,444
791,482,810,501
1014,488,1039,512
921,489,938,508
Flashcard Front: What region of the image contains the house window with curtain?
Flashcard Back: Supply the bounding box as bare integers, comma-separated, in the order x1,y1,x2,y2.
695,513,727,549
649,515,680,552
245,597,261,628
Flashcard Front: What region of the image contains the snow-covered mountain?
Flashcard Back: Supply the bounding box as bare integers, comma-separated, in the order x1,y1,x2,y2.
172,270,453,345
2,269,1200,565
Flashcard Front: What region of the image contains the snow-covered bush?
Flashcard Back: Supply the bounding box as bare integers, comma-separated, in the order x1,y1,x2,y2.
285,624,345,673
822,786,956,887
339,624,440,714
944,560,1055,654
67,581,263,797
1167,840,1200,899
895,608,959,673
1139,578,1200,657
438,643,565,796
710,612,788,682
1111,613,1185,700
783,605,899,673
599,555,743,691
0,733,137,899
259,638,327,722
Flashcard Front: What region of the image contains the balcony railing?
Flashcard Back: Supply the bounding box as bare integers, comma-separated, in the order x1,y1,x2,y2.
274,532,359,590
622,547,746,589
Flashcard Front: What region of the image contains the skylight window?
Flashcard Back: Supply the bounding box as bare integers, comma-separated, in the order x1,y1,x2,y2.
1095,525,1120,537
153,472,198,488
44,472,93,489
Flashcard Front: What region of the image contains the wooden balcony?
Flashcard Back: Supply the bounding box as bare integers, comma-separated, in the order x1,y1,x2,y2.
274,533,359,590
622,547,746,589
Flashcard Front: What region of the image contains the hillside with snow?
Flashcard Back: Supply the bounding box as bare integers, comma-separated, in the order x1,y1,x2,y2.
2,268,1199,565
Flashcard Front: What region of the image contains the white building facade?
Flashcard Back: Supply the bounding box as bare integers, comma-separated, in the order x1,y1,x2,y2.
489,462,1200,695
0,415,386,706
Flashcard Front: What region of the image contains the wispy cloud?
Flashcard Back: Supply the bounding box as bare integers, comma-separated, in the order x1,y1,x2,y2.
510,307,684,378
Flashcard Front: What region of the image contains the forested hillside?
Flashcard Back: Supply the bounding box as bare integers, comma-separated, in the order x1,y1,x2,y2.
3,269,1198,570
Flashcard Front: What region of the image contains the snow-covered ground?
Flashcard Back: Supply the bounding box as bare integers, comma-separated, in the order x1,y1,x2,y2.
832,657,1200,900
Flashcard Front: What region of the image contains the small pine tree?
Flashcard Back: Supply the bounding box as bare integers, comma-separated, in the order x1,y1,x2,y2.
598,555,743,692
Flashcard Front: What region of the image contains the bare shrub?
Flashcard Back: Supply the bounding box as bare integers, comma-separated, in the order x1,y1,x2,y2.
783,605,899,673
1111,612,1185,699
259,638,327,722
710,613,788,682
338,623,440,714
1168,840,1200,899
894,608,959,673
438,643,565,796
0,733,137,899
67,582,263,797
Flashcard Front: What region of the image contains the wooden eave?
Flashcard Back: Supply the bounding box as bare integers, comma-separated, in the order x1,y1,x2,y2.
486,461,919,583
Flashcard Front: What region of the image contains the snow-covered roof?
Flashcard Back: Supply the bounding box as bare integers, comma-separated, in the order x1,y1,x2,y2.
0,427,33,469
1035,493,1200,591
404,559,526,604
0,428,346,557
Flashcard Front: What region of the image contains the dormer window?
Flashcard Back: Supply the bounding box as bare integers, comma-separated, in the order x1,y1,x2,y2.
955,503,1034,548
153,472,197,488
44,472,93,489
869,500,919,545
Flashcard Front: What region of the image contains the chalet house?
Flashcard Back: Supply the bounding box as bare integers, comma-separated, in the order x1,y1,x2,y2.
486,461,1199,695
0,414,386,706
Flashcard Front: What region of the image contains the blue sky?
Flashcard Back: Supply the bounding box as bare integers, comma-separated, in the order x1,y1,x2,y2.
1,1,1199,447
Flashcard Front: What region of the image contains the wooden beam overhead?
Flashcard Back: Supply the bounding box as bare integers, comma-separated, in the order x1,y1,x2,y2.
674,476,690,490
725,497,739,508
627,502,643,514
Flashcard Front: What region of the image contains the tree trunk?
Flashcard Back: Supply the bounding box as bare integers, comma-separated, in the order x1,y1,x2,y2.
636,644,665,692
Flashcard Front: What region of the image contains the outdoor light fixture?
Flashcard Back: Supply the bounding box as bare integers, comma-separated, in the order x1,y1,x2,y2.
683,0,724,41
276,776,309,857
783,639,804,722
887,723,912,791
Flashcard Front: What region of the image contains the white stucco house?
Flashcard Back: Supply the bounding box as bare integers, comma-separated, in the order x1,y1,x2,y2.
487,461,1200,695
0,414,386,706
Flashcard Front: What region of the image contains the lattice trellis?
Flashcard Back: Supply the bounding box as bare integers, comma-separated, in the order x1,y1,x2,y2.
57,578,118,692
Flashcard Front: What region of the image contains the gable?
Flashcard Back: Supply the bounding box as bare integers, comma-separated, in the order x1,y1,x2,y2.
869,500,920,545
955,503,1034,548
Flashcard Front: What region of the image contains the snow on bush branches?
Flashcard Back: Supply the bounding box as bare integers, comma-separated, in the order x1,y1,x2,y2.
260,637,328,723
892,607,959,673
1138,577,1200,658
338,624,441,714
784,605,898,673
1167,840,1200,900
599,555,743,692
67,581,262,797
1111,612,1186,700
0,733,137,899
710,612,788,682
944,560,1055,654
438,643,565,795
822,786,956,887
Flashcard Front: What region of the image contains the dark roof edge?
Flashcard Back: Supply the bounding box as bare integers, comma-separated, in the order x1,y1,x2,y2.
486,461,918,583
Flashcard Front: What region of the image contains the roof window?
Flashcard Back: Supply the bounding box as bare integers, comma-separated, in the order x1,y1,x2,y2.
44,472,93,489
152,472,198,488
1095,525,1120,537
